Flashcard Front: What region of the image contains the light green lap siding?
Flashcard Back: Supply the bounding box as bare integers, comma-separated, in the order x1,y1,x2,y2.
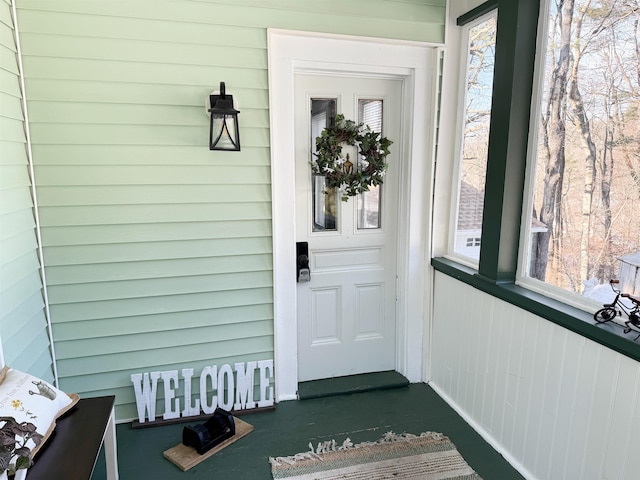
0,0,53,382
14,0,445,420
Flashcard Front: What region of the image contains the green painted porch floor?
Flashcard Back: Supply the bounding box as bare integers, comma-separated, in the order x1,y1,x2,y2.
297,370,410,399
91,383,524,479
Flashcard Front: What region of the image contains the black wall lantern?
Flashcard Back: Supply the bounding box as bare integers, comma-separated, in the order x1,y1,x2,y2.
207,82,241,151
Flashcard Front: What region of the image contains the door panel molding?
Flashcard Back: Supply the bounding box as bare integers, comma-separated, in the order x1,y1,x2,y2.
313,248,383,271
268,29,437,401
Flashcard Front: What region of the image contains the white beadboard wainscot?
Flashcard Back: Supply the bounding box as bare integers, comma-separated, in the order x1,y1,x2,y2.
431,272,640,480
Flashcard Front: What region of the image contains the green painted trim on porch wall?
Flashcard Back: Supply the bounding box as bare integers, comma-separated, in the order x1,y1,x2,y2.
432,257,640,363
456,0,498,26
477,0,539,283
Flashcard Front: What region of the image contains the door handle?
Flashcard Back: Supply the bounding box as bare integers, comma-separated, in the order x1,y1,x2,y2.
296,242,310,282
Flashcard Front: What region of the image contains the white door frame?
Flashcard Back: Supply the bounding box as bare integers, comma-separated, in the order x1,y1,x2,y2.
268,29,437,401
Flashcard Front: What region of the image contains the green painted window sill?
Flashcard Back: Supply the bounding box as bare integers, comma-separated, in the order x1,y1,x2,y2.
432,257,640,363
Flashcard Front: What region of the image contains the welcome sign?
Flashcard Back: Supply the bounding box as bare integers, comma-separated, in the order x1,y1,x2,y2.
131,359,274,424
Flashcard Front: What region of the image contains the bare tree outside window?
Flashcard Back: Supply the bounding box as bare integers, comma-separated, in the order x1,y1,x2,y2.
453,12,497,261
528,0,640,298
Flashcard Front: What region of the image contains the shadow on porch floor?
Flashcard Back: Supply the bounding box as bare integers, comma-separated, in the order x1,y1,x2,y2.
91,383,524,479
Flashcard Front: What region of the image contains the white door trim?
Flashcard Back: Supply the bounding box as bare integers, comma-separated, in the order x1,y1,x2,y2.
268,29,437,401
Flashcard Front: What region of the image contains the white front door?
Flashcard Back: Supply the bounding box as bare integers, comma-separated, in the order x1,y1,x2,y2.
269,30,435,400
294,74,403,381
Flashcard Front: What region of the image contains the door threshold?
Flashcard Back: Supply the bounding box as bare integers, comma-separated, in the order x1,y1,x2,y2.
298,371,409,400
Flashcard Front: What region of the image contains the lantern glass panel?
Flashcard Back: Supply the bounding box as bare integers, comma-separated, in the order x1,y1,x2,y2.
211,114,239,150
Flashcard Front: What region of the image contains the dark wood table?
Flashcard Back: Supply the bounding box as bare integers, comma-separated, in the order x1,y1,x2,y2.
28,395,118,480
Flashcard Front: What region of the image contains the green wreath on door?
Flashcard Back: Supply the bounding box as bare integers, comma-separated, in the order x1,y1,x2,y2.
311,114,392,202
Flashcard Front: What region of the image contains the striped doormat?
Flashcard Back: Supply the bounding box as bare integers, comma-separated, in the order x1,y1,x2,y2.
269,431,482,479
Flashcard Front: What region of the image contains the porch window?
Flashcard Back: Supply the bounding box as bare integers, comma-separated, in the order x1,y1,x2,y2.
449,9,497,264
519,0,640,306
434,0,640,361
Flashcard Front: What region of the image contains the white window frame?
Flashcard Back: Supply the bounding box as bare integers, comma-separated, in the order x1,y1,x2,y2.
446,9,498,268
516,0,621,314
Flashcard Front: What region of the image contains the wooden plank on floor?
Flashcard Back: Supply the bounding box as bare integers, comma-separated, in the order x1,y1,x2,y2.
163,417,253,471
